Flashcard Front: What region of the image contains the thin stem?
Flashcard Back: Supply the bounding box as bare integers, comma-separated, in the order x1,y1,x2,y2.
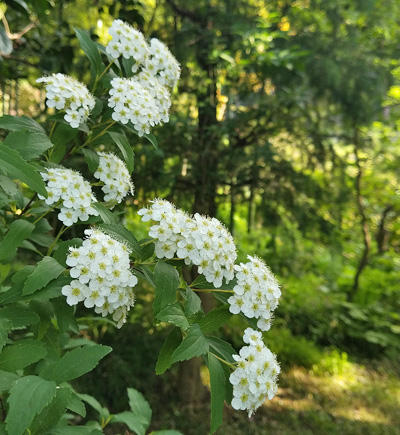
139,239,155,246
209,351,236,368
83,120,116,147
47,225,69,255
49,121,57,139
92,61,114,93
192,288,234,293
32,203,59,225
17,193,38,218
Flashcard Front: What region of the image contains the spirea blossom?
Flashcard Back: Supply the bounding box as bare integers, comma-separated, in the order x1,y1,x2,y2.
62,228,138,328
228,255,281,331
108,77,161,136
38,168,98,226
230,328,280,417
106,19,149,72
145,38,181,89
138,199,236,287
93,152,134,205
137,69,171,122
36,74,95,128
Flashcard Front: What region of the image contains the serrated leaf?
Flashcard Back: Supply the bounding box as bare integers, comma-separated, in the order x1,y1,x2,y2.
206,337,235,364
184,286,203,317
156,303,190,330
139,239,155,261
108,131,134,173
151,431,184,435
153,261,180,316
40,344,112,383
29,386,72,435
52,296,79,333
0,339,47,371
0,305,40,329
6,375,56,435
0,145,47,196
0,370,19,393
0,318,12,351
143,132,158,150
97,223,141,257
22,256,65,296
198,305,232,334
0,219,35,263
82,148,100,173
74,28,103,78
208,352,225,434
4,129,54,160
171,324,209,363
26,274,72,302
67,391,87,417
44,427,94,435
155,328,182,375
91,203,117,224
112,412,148,435
127,388,152,424
51,122,79,147
0,115,46,134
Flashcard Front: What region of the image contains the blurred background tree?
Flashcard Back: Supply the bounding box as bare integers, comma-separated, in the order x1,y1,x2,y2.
1,0,399,433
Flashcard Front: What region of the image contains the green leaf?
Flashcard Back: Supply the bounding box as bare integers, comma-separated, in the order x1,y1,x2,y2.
112,412,148,435
206,337,235,364
150,431,184,435
27,275,72,302
143,132,158,150
0,339,47,371
77,393,109,421
29,386,72,435
67,391,87,417
0,145,47,197
138,239,155,261
127,387,152,424
0,115,46,134
82,148,100,173
51,122,79,147
52,296,79,334
4,129,54,160
155,327,182,375
108,131,135,173
0,370,19,393
74,28,102,78
0,25,12,55
0,305,40,329
0,175,18,196
171,324,209,363
153,261,180,316
91,203,117,224
6,375,57,435
0,219,35,263
22,256,65,296
40,344,112,383
208,352,225,434
97,223,141,257
0,318,12,351
156,302,190,331
198,305,232,334
44,427,94,435
184,286,203,317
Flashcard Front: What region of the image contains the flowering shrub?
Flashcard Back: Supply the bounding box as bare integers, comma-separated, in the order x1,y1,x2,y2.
0,19,281,434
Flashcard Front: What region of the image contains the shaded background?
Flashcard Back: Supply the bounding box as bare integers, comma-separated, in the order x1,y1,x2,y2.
1,0,399,433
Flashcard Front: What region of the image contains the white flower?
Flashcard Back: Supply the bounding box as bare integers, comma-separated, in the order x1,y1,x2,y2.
93,152,134,206
230,329,280,417
139,198,237,287
36,74,95,128
62,229,137,328
228,255,281,331
38,168,98,226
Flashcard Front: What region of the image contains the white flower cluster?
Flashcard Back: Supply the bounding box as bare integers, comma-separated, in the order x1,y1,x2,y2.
146,38,181,89
228,255,281,331
230,328,280,417
106,19,149,72
39,168,98,226
93,152,134,205
137,69,171,123
138,199,236,287
108,77,161,136
62,228,138,328
36,74,95,128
